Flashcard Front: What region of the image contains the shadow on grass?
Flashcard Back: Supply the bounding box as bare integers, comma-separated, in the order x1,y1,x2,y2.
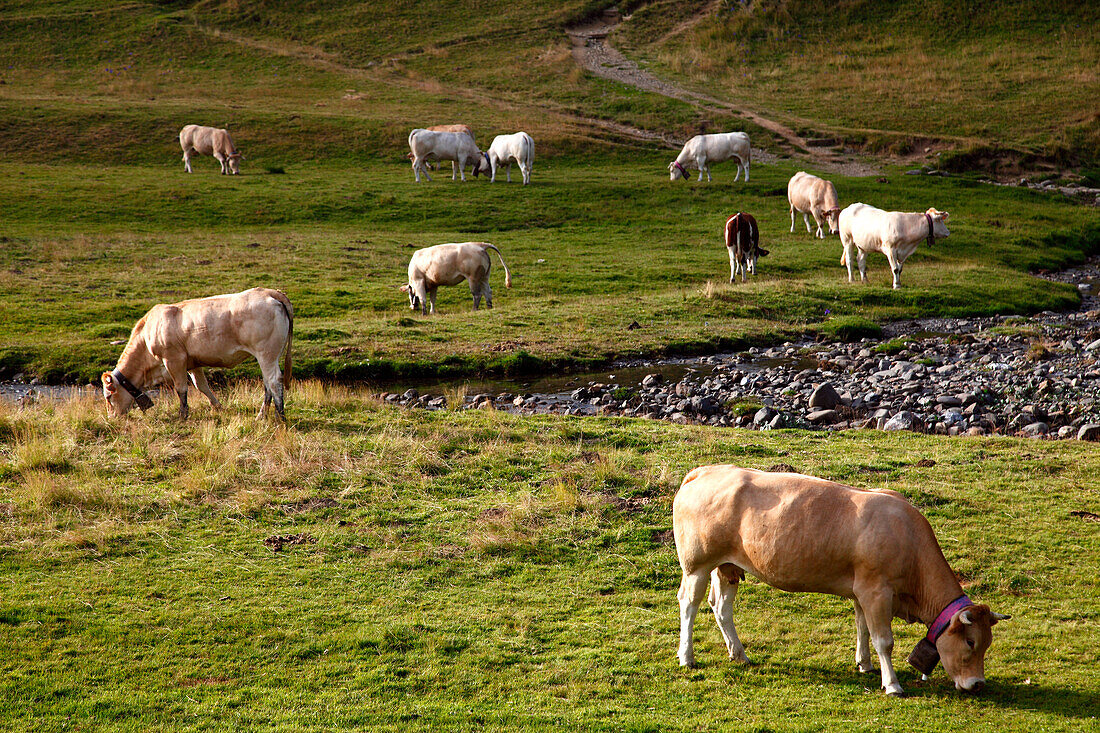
781,661,1100,717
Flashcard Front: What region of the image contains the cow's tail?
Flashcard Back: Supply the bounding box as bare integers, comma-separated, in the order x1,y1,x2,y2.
271,290,294,390
523,132,534,170
483,244,512,288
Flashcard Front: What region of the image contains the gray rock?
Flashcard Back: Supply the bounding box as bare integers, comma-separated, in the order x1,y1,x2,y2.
1020,422,1049,437
402,388,419,400
642,373,663,388
884,411,924,432
754,406,777,426
806,409,840,424
808,382,842,410
1077,424,1100,441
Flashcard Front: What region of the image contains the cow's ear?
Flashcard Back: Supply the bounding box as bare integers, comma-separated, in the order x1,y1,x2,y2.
102,372,116,392
939,211,949,221
758,248,770,257
399,284,409,292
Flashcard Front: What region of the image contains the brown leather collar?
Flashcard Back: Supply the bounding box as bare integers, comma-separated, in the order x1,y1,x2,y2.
925,213,935,247
111,369,154,412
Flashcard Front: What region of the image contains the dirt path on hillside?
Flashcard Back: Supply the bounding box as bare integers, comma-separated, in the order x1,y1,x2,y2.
193,24,686,150
567,8,880,176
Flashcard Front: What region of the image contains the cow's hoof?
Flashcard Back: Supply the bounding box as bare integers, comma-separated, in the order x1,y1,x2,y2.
884,686,906,698
857,664,878,674
678,656,695,668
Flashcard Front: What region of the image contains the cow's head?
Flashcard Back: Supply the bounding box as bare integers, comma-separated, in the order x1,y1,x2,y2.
927,208,950,239
935,604,1009,693
668,161,689,181
399,283,423,312
471,152,489,178
101,371,136,417
228,151,243,175
825,208,842,235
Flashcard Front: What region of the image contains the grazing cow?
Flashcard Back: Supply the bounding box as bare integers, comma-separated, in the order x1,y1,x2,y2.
669,132,750,183
406,124,477,176
487,132,535,185
408,129,487,183
674,466,1008,696
102,288,293,420
179,124,243,175
839,203,950,289
724,212,768,283
401,242,512,314
788,171,841,238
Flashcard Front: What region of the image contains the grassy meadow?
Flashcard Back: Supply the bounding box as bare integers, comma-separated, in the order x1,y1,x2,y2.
2,2,1100,730
1,386,1099,731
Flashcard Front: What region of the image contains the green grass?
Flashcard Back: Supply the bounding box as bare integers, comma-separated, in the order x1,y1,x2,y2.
1,387,1098,731
1,156,1096,383
618,0,1100,165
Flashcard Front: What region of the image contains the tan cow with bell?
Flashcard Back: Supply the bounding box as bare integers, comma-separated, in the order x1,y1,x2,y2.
788,171,841,238
673,466,1008,696
102,288,293,420
839,203,950,289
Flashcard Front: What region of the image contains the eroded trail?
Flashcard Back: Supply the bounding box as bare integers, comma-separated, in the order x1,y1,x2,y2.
567,8,879,176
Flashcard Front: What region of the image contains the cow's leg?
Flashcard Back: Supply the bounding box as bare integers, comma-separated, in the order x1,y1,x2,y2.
857,250,869,283
428,287,438,314
814,215,825,239
728,247,737,284
709,565,750,663
189,369,221,411
843,242,855,282
451,161,458,181
257,355,286,420
740,256,748,282
743,159,749,182
413,156,432,182
748,253,757,276
484,281,493,309
182,148,193,173
215,153,227,175
803,212,814,235
677,568,709,667
789,205,796,233
506,161,513,183
853,599,875,673
470,279,481,310
858,591,903,695
165,361,190,420
886,251,903,289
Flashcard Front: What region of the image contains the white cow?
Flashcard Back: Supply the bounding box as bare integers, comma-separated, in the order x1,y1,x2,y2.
179,124,243,175
487,132,534,185
668,132,750,183
401,242,512,314
788,171,841,238
839,203,950,289
408,129,487,183
405,124,477,178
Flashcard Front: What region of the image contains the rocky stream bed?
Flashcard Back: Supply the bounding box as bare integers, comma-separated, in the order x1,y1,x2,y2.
384,258,1100,441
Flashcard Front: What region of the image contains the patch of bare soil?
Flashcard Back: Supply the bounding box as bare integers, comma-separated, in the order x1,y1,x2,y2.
263,533,317,552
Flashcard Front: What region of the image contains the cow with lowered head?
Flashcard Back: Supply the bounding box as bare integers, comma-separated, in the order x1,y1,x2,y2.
673,465,1008,696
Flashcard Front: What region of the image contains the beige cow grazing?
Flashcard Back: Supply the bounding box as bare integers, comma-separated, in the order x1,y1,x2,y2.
668,132,750,183
179,124,243,175
839,203,950,289
401,242,512,314
674,466,1008,696
408,129,488,183
102,288,293,420
788,171,841,238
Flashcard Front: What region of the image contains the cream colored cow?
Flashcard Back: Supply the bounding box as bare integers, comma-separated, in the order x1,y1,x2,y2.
102,288,292,419
401,242,511,314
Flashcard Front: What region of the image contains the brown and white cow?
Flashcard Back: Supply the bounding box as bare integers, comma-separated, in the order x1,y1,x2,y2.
674,466,1008,696
102,288,293,420
839,203,950,289
724,212,768,283
179,124,243,175
788,171,841,238
401,242,512,314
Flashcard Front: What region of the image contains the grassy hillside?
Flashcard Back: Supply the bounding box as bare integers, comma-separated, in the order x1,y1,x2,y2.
616,0,1100,170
